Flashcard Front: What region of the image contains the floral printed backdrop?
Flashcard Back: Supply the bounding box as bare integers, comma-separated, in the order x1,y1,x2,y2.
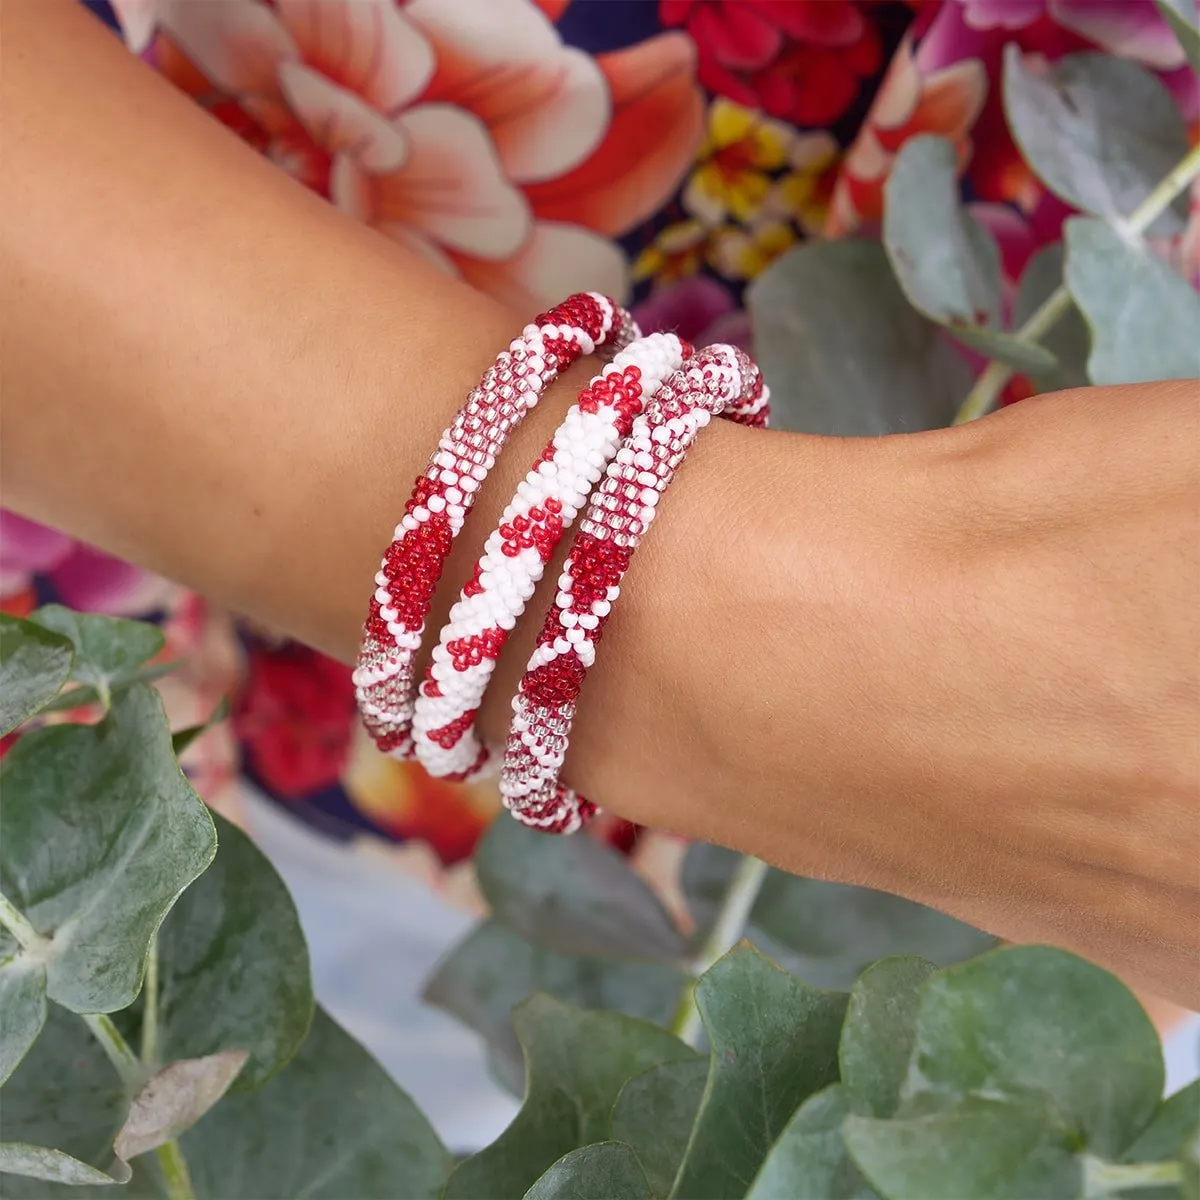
4,0,1196,899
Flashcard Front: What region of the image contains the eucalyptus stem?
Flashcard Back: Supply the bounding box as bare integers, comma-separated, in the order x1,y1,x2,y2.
156,1139,197,1200
82,1013,142,1088
954,141,1200,426
141,932,160,1066
669,855,770,1046
1083,1156,1183,1194
81,998,196,1198
0,889,45,952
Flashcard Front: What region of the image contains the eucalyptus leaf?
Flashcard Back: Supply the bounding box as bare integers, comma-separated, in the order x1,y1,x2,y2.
171,1006,450,1199
0,1145,130,1188
475,817,686,961
1156,0,1200,73
748,239,975,436
446,994,695,1200
839,957,936,1119
147,810,312,1092
524,1143,652,1200
1122,1080,1200,1163
844,1100,1080,1200
1003,48,1190,237
684,844,995,992
883,136,1056,375
171,697,230,757
0,953,47,1085
0,1003,130,1196
902,945,1164,1157
1064,217,1200,385
30,607,164,713
611,1059,709,1196
0,614,73,736
670,945,848,1200
0,684,217,1012
424,919,685,1096
113,1050,248,1160
746,1085,876,1200
38,663,180,717
1013,243,1092,393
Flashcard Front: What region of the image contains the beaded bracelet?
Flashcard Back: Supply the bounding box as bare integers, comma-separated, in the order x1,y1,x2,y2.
353,293,636,759
499,343,769,833
411,332,693,782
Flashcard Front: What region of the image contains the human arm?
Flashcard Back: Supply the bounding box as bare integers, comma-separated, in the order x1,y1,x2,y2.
3,0,1197,1003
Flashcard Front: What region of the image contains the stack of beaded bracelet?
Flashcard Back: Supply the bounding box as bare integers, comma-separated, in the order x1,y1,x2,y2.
499,343,768,833
353,293,636,759
411,332,693,782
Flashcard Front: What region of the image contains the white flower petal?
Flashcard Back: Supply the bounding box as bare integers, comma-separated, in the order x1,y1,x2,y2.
158,0,297,95
276,0,435,113
278,62,408,172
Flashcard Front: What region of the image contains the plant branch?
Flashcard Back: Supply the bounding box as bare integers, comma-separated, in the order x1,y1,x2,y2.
954,141,1200,425
1083,1156,1183,1194
141,932,160,1066
669,855,770,1046
0,889,46,952
82,1012,143,1089
82,1004,196,1199
156,1139,197,1200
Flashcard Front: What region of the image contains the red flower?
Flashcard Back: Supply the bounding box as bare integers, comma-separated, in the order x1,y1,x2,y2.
234,643,357,799
663,0,882,126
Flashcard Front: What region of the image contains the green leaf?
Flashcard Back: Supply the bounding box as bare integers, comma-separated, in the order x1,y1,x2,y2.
524,1143,652,1200
0,1145,130,1188
883,136,1056,375
147,810,312,1092
748,239,975,436
0,684,217,1012
1003,48,1190,237
904,945,1164,1157
113,1051,248,1160
38,663,180,717
746,1085,877,1200
684,845,995,992
0,614,74,736
1122,1080,1200,1163
475,817,686,961
424,919,686,1096
1157,0,1200,73
0,953,46,1085
1064,216,1200,385
839,958,936,1119
30,607,164,713
0,1002,131,1196
669,945,848,1200
1013,243,1092,393
844,1100,1080,1200
171,697,229,758
611,1059,709,1196
446,994,695,1200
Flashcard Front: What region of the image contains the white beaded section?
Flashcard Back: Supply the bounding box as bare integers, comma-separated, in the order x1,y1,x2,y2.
411,332,687,780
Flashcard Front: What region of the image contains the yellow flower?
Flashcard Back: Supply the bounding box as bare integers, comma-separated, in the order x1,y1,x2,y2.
762,131,841,235
708,221,797,281
632,219,710,285
683,98,795,227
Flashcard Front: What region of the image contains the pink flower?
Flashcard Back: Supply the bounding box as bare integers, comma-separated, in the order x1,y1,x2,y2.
0,510,170,615
955,0,1187,69
631,274,752,349
112,0,704,312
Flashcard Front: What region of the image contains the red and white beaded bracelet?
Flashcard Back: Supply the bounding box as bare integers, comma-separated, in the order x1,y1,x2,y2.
353,293,636,759
411,332,694,782
499,343,769,833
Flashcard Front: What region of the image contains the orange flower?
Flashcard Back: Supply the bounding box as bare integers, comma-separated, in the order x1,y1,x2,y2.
113,0,703,312
825,31,986,237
